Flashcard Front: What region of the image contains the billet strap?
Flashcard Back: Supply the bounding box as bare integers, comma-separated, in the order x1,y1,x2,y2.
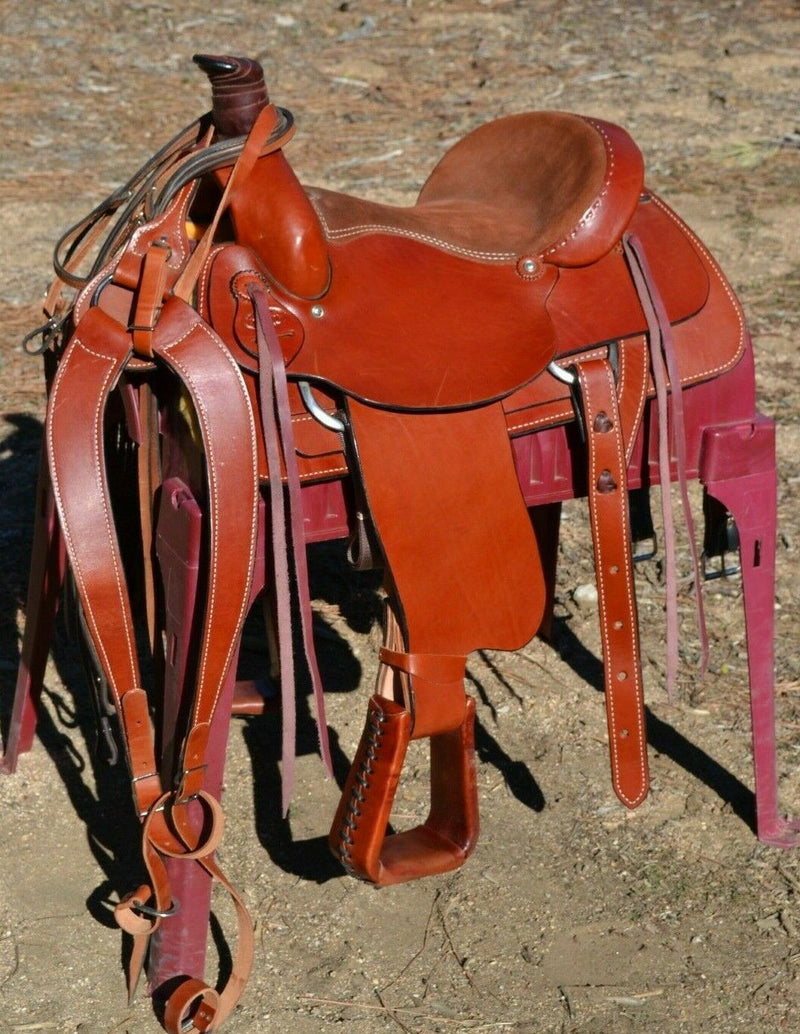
623,233,708,694
574,356,650,808
250,287,333,813
46,297,259,1020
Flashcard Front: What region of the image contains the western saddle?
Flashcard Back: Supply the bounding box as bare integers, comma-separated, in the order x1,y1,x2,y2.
2,54,793,1032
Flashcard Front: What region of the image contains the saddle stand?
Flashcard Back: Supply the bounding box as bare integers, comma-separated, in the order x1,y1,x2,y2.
3,54,796,1032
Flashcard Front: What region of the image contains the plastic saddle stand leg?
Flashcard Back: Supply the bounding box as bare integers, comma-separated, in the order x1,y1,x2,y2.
2,454,66,773
529,501,563,643
701,415,800,847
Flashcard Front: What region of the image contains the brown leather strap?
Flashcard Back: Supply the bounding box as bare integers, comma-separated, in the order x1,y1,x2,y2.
250,287,333,813
115,792,254,1032
623,233,708,693
131,242,172,357
46,306,162,815
377,647,466,738
151,296,260,800
575,357,649,808
46,296,260,1017
172,103,292,303
51,118,206,290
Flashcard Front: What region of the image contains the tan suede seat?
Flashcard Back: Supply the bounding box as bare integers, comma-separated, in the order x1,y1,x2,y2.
308,112,645,269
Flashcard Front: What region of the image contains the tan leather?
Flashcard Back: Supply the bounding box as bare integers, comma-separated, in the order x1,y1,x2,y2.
45,153,261,1024
199,188,744,484
224,149,330,299
326,399,543,882
25,50,753,1028
377,648,467,738
346,400,545,655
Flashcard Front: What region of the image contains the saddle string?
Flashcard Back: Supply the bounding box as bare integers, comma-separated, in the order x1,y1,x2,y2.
623,233,709,696
53,119,209,291
22,120,208,355
250,287,334,813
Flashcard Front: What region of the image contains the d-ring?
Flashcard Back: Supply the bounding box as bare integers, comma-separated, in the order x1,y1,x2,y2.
298,381,346,432
547,359,576,386
131,896,180,919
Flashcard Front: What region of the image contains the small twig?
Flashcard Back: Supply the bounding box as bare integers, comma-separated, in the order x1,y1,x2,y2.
374,988,415,1034
777,862,800,898
606,989,665,1006
109,1016,137,1031
437,898,476,990
379,888,441,993
0,932,20,988
297,994,387,1013
297,995,471,1023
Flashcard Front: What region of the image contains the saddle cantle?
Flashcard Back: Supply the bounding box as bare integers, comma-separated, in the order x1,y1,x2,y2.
5,51,775,1034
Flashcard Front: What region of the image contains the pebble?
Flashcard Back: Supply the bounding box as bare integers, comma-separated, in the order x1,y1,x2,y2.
573,582,599,608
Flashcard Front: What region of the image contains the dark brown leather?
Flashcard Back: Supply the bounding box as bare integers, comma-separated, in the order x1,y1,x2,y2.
195,54,269,138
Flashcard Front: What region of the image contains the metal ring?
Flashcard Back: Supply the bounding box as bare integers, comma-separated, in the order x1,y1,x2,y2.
298,381,346,432
21,317,61,356
547,359,576,386
131,896,180,919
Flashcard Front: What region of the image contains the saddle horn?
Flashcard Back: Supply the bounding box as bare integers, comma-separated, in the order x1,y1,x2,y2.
194,53,331,299
194,54,269,138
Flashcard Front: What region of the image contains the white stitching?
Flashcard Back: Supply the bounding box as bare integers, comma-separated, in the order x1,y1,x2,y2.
651,195,746,380
543,117,615,259
160,317,259,719
312,198,517,263
578,360,647,806
47,337,138,701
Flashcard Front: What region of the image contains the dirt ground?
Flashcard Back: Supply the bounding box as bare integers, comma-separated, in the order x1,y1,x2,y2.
1,1,799,1032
